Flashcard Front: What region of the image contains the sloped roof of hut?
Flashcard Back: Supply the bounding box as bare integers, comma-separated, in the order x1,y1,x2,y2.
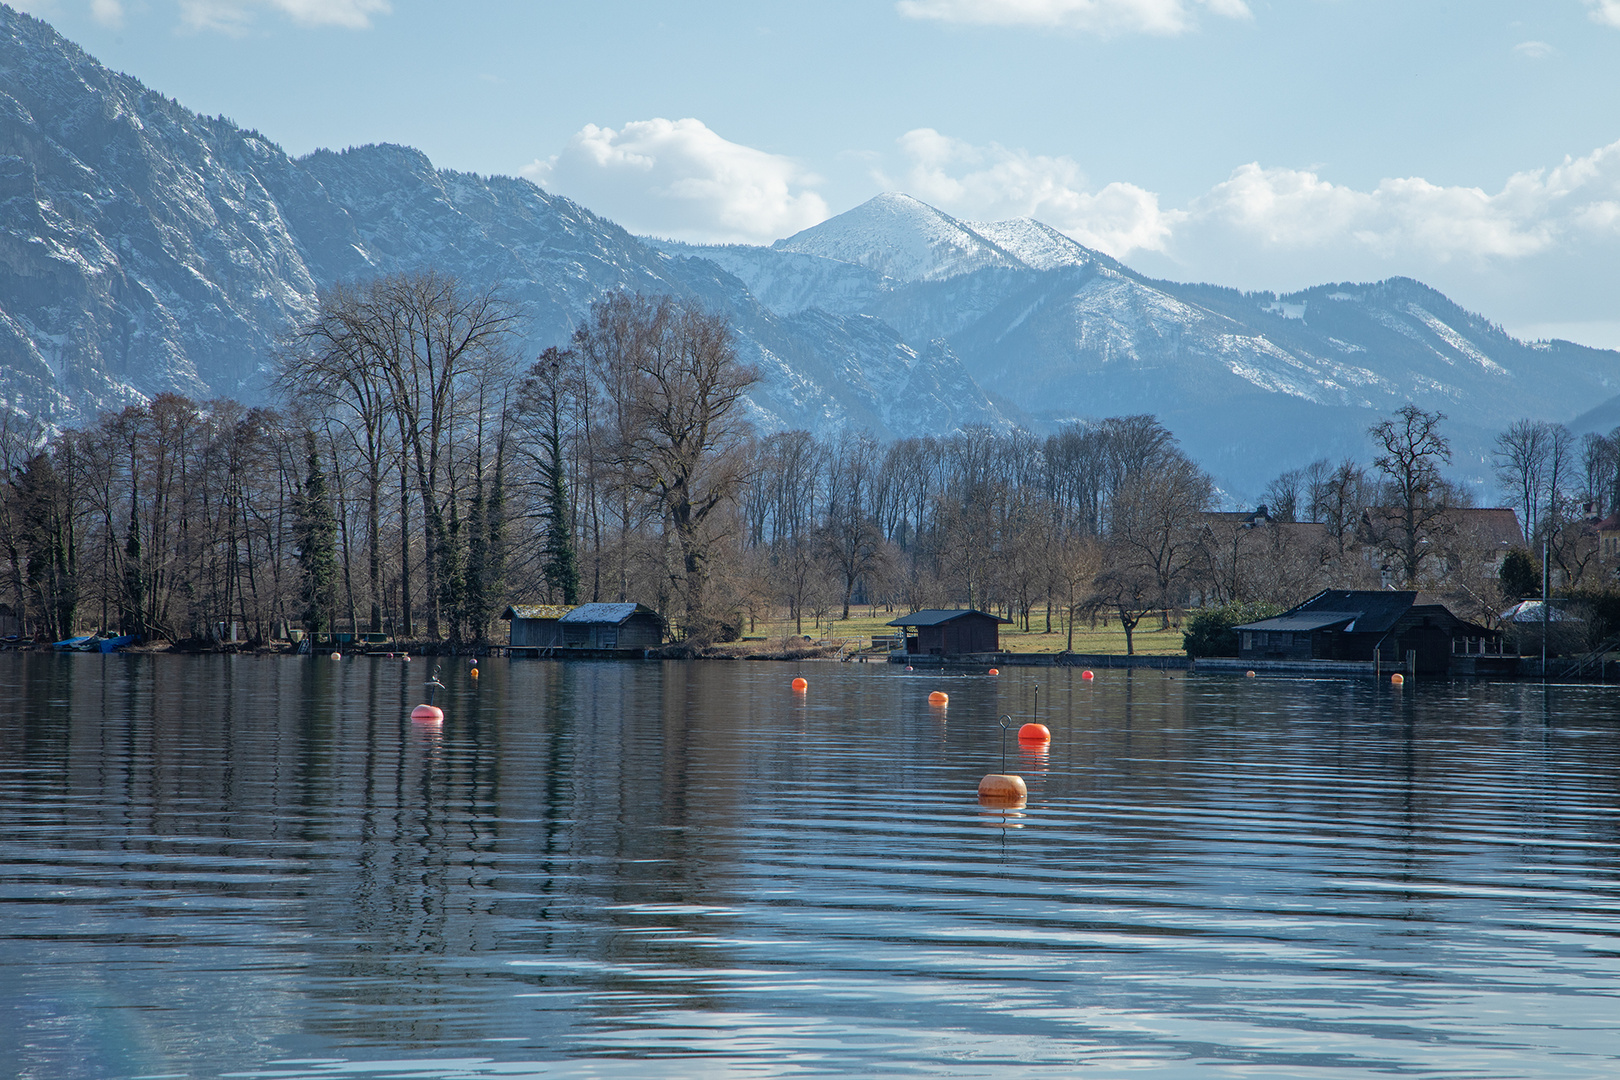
559,602,659,625
887,608,1011,627
501,604,574,621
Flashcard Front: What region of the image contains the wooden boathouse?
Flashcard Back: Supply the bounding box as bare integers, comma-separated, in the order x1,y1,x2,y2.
887,609,1009,657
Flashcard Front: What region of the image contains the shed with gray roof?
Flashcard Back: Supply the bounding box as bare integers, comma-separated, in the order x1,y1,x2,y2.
558,603,664,650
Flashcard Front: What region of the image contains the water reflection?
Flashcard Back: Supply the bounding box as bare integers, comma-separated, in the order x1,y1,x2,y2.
3,657,1620,1077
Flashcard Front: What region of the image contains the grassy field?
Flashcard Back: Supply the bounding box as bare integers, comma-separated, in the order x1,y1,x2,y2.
740,607,1187,656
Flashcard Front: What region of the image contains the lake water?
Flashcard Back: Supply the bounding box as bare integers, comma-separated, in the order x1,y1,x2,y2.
2,654,1620,1078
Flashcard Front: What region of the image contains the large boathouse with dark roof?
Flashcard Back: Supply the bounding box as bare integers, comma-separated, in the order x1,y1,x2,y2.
1233,590,1498,675
887,609,1010,656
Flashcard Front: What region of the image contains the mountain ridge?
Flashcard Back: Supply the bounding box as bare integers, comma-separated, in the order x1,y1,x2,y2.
2,3,1617,495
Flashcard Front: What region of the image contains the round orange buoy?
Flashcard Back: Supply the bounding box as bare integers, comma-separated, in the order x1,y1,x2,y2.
905,665,913,671
411,704,443,722
330,651,341,660
1246,670,1256,678
1392,673,1404,686
470,667,479,679
929,690,949,705
1018,722,1051,744
978,773,1028,801
1081,670,1094,681
791,676,808,691
988,668,999,676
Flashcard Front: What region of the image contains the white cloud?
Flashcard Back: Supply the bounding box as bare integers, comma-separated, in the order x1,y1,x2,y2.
178,0,389,33
524,118,828,245
1513,40,1555,59
884,128,1180,255
1588,0,1620,29
868,128,1620,301
896,0,1250,35
90,0,123,27
1183,141,1620,266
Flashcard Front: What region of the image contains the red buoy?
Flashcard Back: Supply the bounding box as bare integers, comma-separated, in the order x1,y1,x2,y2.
988,667,999,676
1081,670,1094,681
411,704,443,722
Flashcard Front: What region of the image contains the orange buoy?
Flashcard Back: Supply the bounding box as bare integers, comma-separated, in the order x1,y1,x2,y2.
469,667,479,679
1081,670,1094,681
411,704,443,722
929,690,949,705
1246,670,1256,678
905,665,913,671
1018,722,1051,744
1392,673,1405,686
988,668,999,676
978,773,1028,802
330,651,342,660
791,676,808,691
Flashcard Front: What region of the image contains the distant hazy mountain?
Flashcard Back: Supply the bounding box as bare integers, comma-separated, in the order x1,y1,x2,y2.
2,3,1616,494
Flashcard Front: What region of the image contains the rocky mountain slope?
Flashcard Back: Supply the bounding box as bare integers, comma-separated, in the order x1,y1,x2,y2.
3,4,1616,494
0,6,1005,439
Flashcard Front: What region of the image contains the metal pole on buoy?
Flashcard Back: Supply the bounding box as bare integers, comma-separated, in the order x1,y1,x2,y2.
412,672,445,722
979,715,1027,804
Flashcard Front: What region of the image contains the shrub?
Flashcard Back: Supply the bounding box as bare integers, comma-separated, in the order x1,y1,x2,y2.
1499,547,1540,600
1182,601,1284,657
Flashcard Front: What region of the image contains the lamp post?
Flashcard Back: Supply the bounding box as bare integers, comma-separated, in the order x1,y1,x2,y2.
1542,536,1549,684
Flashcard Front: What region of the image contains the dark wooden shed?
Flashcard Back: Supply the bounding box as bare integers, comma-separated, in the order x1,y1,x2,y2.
501,604,573,648
1234,590,1498,675
558,603,664,650
888,609,1009,656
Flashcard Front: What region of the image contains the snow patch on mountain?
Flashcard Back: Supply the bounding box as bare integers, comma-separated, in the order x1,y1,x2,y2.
964,217,1094,271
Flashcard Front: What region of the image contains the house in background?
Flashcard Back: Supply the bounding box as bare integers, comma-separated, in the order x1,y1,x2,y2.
1357,506,1524,586
1234,590,1499,675
887,609,1009,656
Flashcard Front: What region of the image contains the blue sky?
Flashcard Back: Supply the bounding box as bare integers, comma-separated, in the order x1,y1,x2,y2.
16,0,1620,345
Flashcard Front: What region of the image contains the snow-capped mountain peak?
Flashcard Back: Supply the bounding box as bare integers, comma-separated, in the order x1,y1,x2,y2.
773,192,1024,282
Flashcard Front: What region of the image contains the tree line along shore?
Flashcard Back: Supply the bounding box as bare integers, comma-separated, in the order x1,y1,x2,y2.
3,272,1617,660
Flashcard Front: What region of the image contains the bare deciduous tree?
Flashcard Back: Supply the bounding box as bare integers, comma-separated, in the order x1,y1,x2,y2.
575,293,758,639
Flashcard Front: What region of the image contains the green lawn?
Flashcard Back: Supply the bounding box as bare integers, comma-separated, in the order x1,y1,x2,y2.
742,608,1187,656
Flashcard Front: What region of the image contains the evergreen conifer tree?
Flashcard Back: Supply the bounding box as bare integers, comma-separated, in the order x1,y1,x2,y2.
294,436,338,637
483,446,510,631
122,506,143,637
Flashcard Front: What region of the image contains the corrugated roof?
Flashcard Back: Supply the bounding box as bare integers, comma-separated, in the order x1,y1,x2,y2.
501,604,574,621
558,602,657,625
1234,611,1360,633
887,608,1011,627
